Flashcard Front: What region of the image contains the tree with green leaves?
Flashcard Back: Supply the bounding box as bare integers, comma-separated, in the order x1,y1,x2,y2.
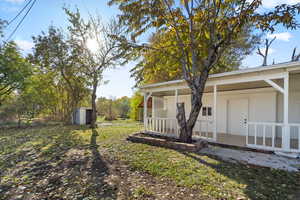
19,71,59,119
97,96,130,120
0,71,46,127
31,26,90,123
64,8,129,128
131,25,260,86
0,19,32,103
110,0,300,143
115,96,131,118
129,91,143,121
97,97,117,120
0,42,32,103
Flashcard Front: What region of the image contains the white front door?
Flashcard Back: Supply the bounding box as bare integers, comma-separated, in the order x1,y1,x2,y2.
227,98,249,135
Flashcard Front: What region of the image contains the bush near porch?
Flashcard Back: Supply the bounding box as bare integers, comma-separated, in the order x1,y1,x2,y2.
0,121,299,200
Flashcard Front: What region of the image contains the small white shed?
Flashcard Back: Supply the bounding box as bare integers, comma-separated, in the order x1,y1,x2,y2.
72,107,93,125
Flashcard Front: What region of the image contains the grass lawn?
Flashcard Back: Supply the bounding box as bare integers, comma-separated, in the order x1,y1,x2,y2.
0,121,299,200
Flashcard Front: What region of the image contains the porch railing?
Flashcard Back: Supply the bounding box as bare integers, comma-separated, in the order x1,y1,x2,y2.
145,117,214,140
145,117,178,137
193,119,214,140
247,122,300,152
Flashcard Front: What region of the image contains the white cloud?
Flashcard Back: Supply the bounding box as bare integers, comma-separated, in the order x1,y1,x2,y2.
261,0,300,8
15,39,33,52
267,32,292,41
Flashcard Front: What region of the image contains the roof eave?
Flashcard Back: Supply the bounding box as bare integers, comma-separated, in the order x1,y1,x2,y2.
139,61,300,90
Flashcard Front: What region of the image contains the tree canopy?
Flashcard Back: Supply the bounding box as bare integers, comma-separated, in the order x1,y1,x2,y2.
31,26,90,123
129,91,143,121
97,96,130,120
131,25,260,86
0,42,32,102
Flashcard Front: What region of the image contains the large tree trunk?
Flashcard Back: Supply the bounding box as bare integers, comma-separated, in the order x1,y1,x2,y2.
176,103,189,142
177,70,209,143
62,92,75,125
17,114,21,128
91,77,98,128
177,93,203,143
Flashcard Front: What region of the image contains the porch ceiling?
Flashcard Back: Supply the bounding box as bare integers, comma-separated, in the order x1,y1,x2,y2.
152,80,272,97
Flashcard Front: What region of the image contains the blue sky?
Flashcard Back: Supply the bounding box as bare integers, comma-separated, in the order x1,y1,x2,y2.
1,0,300,98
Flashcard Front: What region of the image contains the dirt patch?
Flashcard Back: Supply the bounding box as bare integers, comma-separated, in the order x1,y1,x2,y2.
107,160,204,200
1,131,205,200
1,146,117,200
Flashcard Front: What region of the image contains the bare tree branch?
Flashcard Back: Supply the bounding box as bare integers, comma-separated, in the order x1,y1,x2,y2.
257,37,276,66
291,47,300,61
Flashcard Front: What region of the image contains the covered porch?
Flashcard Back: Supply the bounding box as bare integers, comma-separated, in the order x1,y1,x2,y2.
141,63,300,153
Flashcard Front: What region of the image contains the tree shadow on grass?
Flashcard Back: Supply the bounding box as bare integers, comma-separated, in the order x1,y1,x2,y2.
0,125,119,200
87,129,117,199
179,150,300,200
129,134,300,199
90,129,108,173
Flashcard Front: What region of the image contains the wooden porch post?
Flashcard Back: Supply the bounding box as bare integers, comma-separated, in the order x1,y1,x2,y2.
144,92,152,132
283,72,290,151
213,85,217,141
175,89,178,136
152,96,155,118
263,73,290,151
144,93,147,131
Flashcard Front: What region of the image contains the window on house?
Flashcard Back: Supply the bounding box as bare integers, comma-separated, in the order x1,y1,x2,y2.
202,107,207,116
202,106,212,116
208,107,212,116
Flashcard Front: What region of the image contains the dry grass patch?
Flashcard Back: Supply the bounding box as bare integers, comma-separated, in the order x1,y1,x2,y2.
1,122,299,200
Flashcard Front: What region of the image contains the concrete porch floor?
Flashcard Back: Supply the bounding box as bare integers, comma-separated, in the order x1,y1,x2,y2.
194,132,246,147
194,132,299,150
217,133,246,147
199,145,300,172
155,129,299,150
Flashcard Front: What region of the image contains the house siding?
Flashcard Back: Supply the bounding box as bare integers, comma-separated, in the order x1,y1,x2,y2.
152,73,300,137
277,73,300,124
162,89,276,135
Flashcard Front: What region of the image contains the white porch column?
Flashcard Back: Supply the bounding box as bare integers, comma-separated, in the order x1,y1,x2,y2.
213,85,217,141
175,89,178,135
175,89,178,114
143,92,152,131
152,96,156,118
283,72,290,151
143,93,148,131
263,73,290,151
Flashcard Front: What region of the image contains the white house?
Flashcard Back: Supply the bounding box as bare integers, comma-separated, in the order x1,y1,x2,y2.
140,62,300,154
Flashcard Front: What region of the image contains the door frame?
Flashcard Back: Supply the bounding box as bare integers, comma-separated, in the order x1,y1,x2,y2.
226,98,249,135
85,109,92,125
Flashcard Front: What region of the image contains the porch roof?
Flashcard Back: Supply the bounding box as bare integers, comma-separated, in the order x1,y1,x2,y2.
140,62,300,95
